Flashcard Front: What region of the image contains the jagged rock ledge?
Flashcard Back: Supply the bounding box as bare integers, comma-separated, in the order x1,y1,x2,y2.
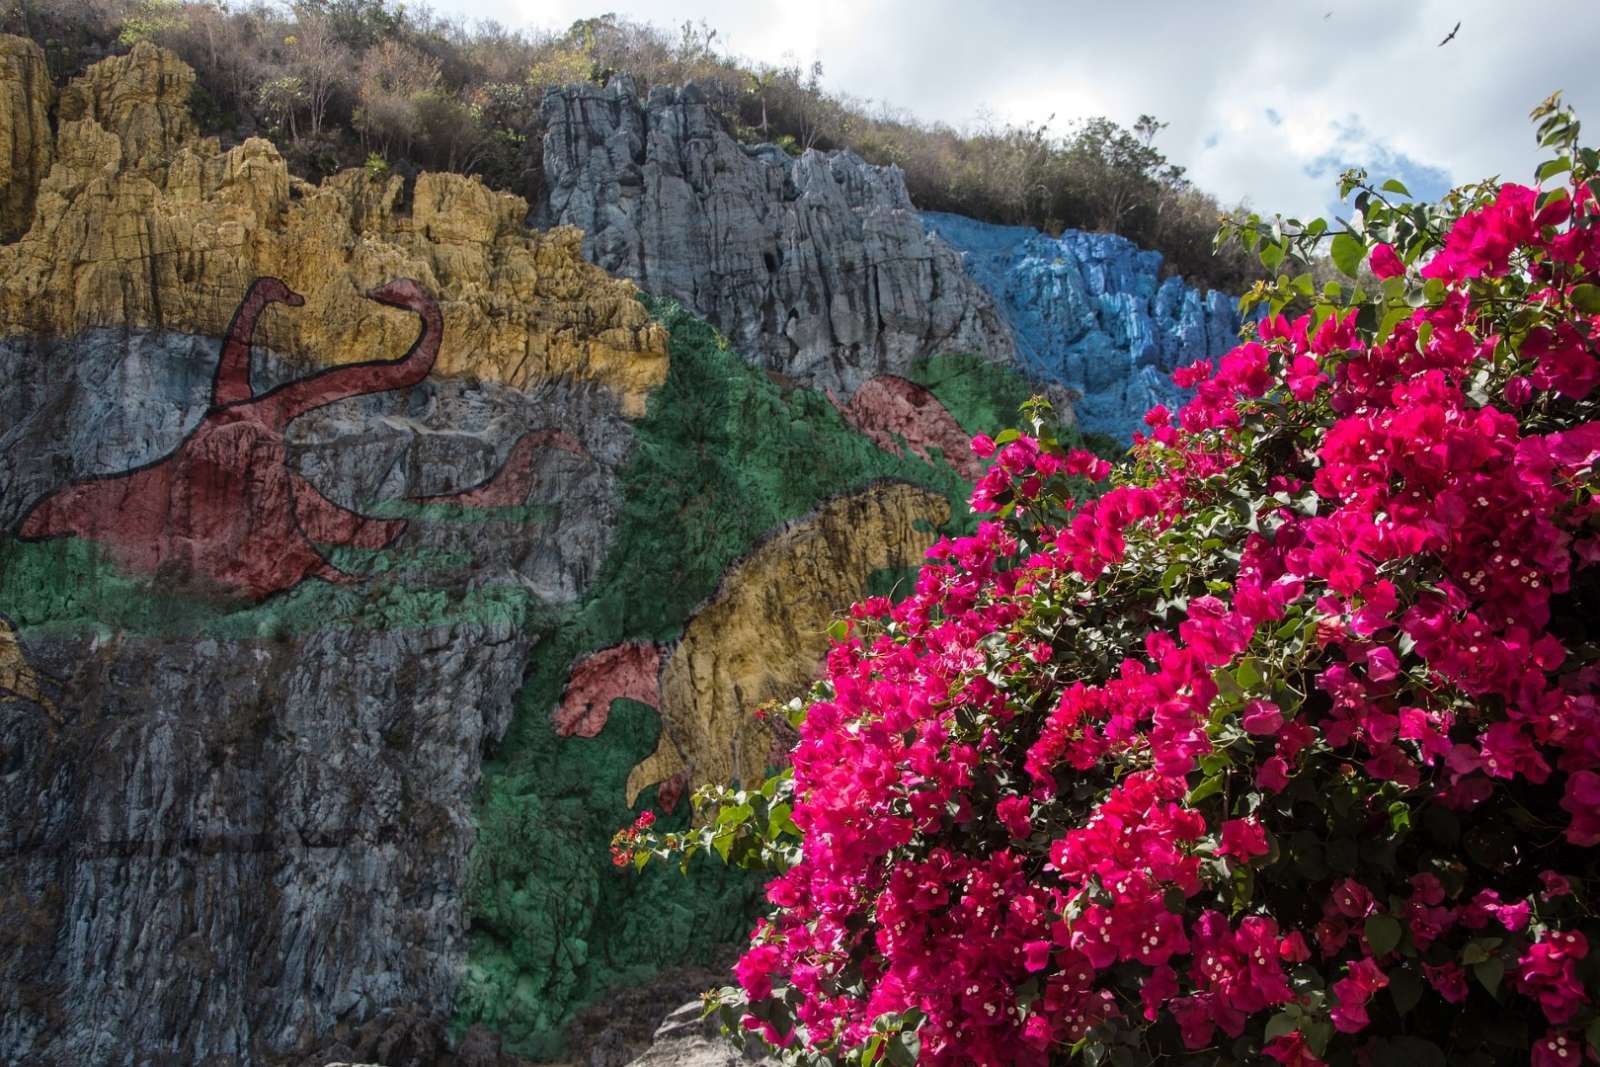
539,77,1017,398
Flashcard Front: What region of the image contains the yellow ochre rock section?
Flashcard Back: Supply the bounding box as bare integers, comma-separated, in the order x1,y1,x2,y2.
626,481,952,806
0,34,51,241
0,38,668,415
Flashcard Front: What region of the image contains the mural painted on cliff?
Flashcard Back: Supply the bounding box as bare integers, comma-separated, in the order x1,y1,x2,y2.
2,38,1168,1067
922,210,1243,441
831,376,986,481
19,277,441,600
414,430,591,508
450,299,1095,1058
13,275,606,608
554,482,951,811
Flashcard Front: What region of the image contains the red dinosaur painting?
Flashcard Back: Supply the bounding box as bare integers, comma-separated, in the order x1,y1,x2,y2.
19,277,444,601
414,429,590,508
551,641,662,739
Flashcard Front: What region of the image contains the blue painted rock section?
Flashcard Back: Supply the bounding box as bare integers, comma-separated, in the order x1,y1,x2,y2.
923,212,1244,440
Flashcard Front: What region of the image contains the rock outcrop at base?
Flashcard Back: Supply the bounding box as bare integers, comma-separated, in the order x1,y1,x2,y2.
622,1002,778,1067
540,78,1016,396
3,619,528,1067
924,211,1243,440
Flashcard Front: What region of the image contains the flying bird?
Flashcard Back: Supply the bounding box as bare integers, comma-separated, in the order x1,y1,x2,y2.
1438,21,1461,46
1323,10,1333,19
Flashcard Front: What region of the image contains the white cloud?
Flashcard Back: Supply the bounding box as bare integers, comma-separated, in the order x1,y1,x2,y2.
427,0,1600,220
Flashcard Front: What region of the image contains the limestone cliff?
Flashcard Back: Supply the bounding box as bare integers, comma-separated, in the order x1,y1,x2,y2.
0,39,667,416
0,39,1131,1067
539,78,1016,397
0,39,648,1067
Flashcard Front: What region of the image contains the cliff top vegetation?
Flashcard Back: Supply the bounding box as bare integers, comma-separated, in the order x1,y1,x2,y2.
1,0,1260,291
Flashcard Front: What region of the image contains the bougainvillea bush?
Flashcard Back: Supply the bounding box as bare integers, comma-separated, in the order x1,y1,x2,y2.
618,97,1600,1066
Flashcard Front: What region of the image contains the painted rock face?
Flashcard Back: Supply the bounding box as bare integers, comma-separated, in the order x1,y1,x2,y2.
555,481,951,811
19,278,441,600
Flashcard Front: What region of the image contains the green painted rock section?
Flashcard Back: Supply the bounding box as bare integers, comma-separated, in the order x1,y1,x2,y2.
450,300,1068,1056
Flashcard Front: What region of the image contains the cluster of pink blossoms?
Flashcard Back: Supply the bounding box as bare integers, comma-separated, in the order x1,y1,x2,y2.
731,170,1600,1064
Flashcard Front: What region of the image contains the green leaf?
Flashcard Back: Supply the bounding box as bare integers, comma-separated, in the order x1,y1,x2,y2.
1213,667,1245,706
767,802,797,838
1587,1017,1600,1057
1264,1011,1299,1041
1304,1018,1333,1056
826,619,849,642
1331,232,1366,278
1161,562,1187,596
1365,915,1403,956
1571,284,1600,314
1538,186,1572,213
1536,155,1572,183
1376,305,1410,343
1260,241,1286,271
1381,178,1412,196
1475,957,1505,997
1389,968,1424,1015
886,1033,918,1067
1186,774,1224,805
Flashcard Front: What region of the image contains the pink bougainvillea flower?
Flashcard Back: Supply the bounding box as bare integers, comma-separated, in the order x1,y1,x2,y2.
1369,242,1405,279
1218,817,1270,859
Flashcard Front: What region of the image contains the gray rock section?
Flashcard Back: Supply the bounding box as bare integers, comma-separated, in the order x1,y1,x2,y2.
539,79,1016,396
2,621,525,1067
623,1003,778,1067
0,327,633,1066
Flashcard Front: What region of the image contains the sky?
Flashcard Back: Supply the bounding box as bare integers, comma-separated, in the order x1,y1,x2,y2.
424,0,1600,221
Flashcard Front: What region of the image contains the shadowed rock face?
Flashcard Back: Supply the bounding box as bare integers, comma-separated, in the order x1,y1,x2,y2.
923,211,1244,440
1,621,527,1067
539,78,1017,397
